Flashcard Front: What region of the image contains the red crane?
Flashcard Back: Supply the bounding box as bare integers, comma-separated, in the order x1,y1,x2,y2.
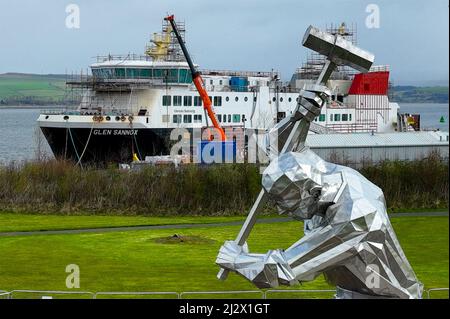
164,15,226,141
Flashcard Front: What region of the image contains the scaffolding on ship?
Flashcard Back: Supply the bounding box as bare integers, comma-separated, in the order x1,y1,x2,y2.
296,22,358,80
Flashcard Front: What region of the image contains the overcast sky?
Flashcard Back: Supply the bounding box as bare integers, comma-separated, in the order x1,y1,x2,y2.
0,0,448,85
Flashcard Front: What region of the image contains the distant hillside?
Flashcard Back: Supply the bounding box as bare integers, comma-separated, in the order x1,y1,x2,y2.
0,73,76,106
391,85,449,103
1,73,448,106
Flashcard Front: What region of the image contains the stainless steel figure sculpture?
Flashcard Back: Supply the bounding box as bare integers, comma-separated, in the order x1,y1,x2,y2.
217,149,423,298
216,25,423,299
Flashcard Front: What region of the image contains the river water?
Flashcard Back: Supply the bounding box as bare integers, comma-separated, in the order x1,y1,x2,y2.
0,103,448,164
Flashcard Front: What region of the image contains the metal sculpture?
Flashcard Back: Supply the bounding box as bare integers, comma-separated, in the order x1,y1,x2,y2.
216,149,423,298
216,25,423,299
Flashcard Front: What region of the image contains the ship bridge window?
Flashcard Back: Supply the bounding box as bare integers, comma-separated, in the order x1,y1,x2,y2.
228,114,232,122
232,114,241,123
162,95,171,106
173,96,182,106
349,114,352,121
334,114,341,121
218,114,222,122
214,96,222,106
337,95,344,103
115,68,126,78
126,68,141,78
194,96,202,106
342,114,348,121
178,69,193,83
140,69,151,78
319,114,325,122
93,68,114,79
184,96,192,106
288,97,292,103
166,69,178,83
183,114,192,123
194,114,202,123
219,80,223,85
153,69,164,78
173,114,182,123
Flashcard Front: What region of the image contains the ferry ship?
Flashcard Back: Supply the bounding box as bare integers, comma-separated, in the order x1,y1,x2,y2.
37,21,405,164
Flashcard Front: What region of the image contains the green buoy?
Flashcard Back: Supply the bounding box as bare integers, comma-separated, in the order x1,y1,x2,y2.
440,116,445,123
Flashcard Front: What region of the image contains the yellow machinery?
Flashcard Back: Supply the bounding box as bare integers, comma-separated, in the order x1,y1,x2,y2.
145,25,172,60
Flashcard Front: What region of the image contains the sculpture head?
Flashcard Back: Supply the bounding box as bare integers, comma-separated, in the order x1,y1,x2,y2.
262,149,328,220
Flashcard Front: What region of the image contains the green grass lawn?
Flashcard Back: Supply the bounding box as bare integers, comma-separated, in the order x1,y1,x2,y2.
0,213,248,232
0,215,448,299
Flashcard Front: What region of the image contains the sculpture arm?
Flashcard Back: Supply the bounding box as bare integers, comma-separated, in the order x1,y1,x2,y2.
283,222,365,282
216,241,298,288
217,200,375,288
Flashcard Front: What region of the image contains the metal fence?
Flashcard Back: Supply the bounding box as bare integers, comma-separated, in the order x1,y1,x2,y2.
0,288,447,299
180,290,264,299
9,290,95,299
264,289,336,299
426,288,449,299
94,291,180,299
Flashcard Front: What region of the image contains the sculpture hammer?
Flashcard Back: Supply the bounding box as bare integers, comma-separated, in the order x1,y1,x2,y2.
217,25,374,280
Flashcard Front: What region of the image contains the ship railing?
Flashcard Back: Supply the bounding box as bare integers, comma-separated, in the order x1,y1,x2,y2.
39,108,136,117
370,65,390,72
200,69,279,78
66,76,189,88
95,54,152,63
40,107,79,115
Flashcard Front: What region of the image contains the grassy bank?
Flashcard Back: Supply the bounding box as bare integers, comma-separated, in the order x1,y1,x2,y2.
0,73,76,106
0,216,447,297
0,156,448,215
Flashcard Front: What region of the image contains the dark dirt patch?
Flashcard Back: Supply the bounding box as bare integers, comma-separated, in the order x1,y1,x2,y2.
152,234,217,245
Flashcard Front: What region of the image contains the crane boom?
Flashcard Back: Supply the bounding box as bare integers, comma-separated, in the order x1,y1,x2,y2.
165,15,226,141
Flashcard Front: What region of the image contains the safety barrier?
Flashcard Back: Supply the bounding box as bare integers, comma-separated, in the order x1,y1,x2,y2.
0,291,10,299
1,288,448,299
180,290,264,299
264,289,336,299
94,291,180,299
426,288,449,299
9,290,95,299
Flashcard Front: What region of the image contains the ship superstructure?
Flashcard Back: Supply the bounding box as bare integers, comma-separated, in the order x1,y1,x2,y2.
37,20,401,163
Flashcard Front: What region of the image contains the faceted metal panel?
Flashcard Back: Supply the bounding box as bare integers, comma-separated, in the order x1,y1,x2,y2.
302,25,375,73
216,148,423,299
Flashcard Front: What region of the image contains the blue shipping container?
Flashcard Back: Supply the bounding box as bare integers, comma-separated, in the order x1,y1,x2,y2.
230,76,248,92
